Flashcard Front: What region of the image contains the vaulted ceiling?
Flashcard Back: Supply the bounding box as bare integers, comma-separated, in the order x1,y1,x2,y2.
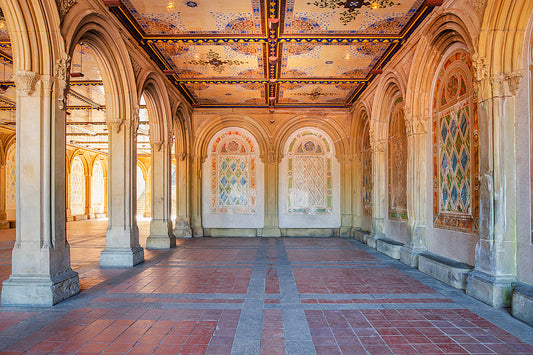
107,0,435,109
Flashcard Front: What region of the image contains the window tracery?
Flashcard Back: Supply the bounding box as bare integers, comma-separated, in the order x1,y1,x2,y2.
432,51,479,232
91,161,104,214
70,156,85,216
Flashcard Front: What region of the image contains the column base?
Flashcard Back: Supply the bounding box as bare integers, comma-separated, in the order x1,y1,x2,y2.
1,269,79,306
100,246,144,267
339,227,351,238
400,245,426,268
466,270,514,307
261,227,281,237
146,234,176,249
192,227,204,237
174,219,193,239
365,233,383,249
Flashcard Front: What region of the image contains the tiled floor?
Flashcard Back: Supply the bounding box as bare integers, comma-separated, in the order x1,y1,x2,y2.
0,220,532,354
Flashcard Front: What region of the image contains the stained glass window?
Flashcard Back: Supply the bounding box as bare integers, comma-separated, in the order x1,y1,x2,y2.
388,97,408,220
287,131,333,215
432,51,478,231
210,129,256,214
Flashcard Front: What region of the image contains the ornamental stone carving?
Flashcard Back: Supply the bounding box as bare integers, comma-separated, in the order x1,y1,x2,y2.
56,0,77,21
56,55,71,109
505,70,523,96
107,118,123,134
151,141,163,152
467,0,487,14
15,71,39,96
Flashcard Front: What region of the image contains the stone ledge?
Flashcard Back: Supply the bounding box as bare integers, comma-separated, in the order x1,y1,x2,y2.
376,238,404,259
512,283,533,327
351,228,370,243
418,252,472,290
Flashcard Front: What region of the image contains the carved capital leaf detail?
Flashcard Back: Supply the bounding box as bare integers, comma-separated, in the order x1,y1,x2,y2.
55,55,71,109
107,118,123,134
505,70,523,96
15,71,39,96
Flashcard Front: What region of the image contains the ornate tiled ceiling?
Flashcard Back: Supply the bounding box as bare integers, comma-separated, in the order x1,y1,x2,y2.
107,0,436,108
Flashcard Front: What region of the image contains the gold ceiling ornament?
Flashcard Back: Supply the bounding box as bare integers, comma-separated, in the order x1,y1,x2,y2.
186,50,247,74
306,0,400,25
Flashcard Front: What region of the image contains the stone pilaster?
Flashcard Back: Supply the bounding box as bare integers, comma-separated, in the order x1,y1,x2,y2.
147,141,175,249
174,152,192,238
401,113,428,267
368,133,387,248
100,112,144,267
466,66,520,307
190,154,204,237
260,149,281,237
350,153,362,235
2,70,79,306
338,154,352,237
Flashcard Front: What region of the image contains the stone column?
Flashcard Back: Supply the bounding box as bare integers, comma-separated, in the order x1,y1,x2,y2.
174,152,192,238
100,115,144,267
466,69,521,307
103,175,108,216
338,154,352,237
147,141,175,248
351,153,362,235
65,168,72,222
401,116,428,267
190,154,204,237
2,70,79,306
367,137,387,248
0,161,8,223
261,151,281,237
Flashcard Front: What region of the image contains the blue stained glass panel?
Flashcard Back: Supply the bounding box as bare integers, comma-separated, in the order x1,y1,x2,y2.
451,185,458,204
450,117,457,138
460,149,468,171
451,152,458,172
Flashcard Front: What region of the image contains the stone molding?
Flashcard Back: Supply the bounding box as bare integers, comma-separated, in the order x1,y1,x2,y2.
107,118,123,134
467,0,488,14
15,71,39,96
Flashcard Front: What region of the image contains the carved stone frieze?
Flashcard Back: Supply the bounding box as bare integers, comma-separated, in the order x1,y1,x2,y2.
370,138,387,153
15,71,39,96
406,117,428,136
56,0,77,21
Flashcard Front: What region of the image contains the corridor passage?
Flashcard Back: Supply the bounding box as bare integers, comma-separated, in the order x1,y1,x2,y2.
0,221,532,354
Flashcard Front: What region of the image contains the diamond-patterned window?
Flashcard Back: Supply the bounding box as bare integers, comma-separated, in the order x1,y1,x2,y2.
287,131,333,215
91,160,104,214
432,51,479,232
361,114,372,216
210,129,256,214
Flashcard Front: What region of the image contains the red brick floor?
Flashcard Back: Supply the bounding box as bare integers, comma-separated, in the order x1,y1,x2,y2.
0,220,531,354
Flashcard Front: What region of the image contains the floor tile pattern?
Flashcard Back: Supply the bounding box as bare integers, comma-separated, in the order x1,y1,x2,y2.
0,220,531,354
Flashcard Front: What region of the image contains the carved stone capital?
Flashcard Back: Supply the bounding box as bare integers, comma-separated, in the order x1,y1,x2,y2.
151,140,163,152
335,154,353,164
15,71,39,96
505,70,523,96
468,0,487,14
176,152,187,161
406,117,428,136
107,118,123,134
490,73,506,97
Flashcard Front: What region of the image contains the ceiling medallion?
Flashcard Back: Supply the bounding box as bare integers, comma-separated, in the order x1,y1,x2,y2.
306,0,400,25
186,49,246,74
294,87,336,102
185,1,198,7
325,60,334,64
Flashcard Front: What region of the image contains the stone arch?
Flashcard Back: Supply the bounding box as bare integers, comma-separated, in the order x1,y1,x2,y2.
62,11,137,132
194,114,269,161
278,127,341,230
138,73,171,144
202,126,264,230
273,116,348,162
371,72,406,144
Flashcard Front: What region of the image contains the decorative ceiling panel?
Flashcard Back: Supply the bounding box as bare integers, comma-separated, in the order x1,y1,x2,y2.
283,0,424,34
278,83,348,105
156,43,265,78
123,0,263,34
281,42,389,79
189,82,265,105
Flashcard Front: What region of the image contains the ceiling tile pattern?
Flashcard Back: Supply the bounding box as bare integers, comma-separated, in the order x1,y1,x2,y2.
108,0,433,108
